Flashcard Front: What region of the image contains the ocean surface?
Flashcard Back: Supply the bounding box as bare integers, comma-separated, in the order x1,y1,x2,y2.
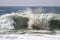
0,6,60,15
0,6,60,40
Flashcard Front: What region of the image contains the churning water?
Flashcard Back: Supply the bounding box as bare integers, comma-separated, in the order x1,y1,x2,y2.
0,6,60,40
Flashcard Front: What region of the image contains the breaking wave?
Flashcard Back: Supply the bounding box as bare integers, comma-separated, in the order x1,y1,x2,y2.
0,8,60,33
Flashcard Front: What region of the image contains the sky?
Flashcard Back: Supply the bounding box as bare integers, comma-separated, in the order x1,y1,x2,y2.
0,0,60,6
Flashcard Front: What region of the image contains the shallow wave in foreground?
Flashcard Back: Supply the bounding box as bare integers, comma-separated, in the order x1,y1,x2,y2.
0,31,60,40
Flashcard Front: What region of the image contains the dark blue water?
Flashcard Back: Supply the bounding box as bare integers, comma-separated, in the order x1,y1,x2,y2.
0,6,60,15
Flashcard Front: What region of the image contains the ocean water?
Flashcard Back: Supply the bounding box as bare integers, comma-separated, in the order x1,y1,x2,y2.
0,6,60,32
0,6,60,40
0,6,60,15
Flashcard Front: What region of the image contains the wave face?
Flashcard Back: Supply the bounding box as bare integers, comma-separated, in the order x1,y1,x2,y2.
0,8,60,32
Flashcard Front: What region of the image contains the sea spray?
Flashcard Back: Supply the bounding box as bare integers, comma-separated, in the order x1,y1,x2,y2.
0,9,60,32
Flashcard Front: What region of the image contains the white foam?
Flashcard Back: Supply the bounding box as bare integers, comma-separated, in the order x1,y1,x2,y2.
0,8,60,30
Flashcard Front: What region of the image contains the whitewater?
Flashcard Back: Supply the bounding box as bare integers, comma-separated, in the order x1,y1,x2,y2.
0,9,60,40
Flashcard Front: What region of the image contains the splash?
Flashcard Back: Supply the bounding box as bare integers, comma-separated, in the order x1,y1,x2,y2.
0,8,60,31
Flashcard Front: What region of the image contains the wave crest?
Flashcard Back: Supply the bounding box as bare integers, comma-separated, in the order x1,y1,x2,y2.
0,9,60,31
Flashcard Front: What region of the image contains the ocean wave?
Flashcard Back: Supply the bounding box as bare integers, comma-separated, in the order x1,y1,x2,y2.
0,8,60,32
0,10,6,11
